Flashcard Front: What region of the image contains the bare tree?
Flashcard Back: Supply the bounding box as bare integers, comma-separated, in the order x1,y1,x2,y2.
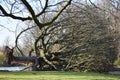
21,1,119,72
0,0,72,70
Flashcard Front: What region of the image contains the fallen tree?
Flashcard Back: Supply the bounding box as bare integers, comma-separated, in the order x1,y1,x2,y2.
0,0,72,71
3,46,64,70
3,46,37,70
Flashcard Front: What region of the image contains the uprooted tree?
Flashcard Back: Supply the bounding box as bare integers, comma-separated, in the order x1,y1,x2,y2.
0,0,119,72
0,0,72,70
3,46,42,70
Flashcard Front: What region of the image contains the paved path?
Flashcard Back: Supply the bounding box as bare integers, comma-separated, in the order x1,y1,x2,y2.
109,71,120,75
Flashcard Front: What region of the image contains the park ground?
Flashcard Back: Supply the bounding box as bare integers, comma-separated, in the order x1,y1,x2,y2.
0,71,120,80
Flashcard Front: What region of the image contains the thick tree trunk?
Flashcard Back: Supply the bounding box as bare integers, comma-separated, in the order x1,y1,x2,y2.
3,46,14,66
3,46,57,71
13,56,36,62
12,56,40,70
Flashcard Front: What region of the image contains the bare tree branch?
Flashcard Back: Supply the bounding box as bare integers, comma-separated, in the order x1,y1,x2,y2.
21,0,43,29
0,24,15,32
36,0,48,17
48,1,66,7
43,0,72,26
0,5,32,21
15,26,35,56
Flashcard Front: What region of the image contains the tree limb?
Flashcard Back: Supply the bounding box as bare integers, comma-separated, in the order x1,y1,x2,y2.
43,0,72,26
36,0,48,17
0,5,32,21
21,0,43,29
15,26,35,56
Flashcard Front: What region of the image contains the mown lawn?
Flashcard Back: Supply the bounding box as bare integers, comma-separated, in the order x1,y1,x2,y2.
0,71,120,80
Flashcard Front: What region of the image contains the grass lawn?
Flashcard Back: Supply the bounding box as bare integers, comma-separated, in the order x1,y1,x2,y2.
0,71,120,80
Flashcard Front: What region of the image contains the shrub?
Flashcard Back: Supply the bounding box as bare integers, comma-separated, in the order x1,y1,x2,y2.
114,58,120,68
0,52,6,65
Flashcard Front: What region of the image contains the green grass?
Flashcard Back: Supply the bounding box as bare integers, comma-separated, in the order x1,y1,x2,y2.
0,71,120,80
